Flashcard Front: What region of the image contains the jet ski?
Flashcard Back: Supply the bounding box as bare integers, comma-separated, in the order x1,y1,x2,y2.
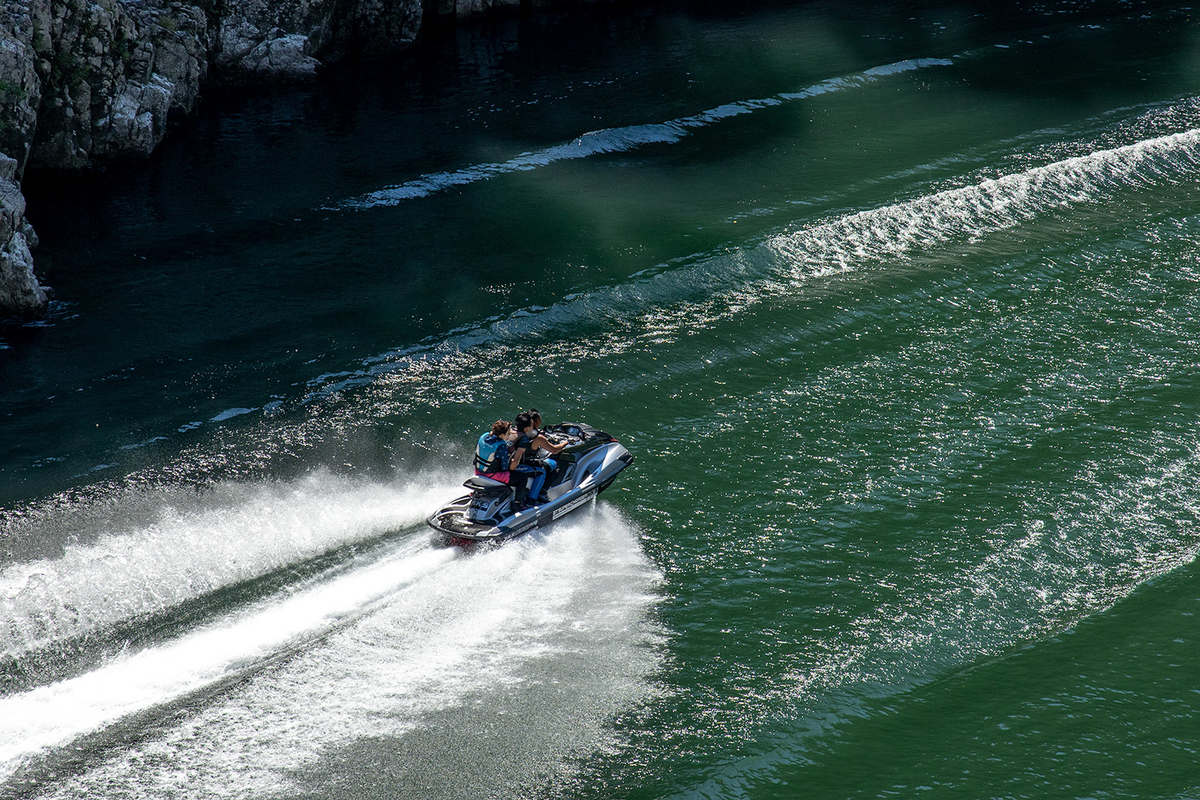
428,422,633,547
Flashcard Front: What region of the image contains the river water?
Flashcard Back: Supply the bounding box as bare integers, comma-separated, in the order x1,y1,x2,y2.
4,0,1200,797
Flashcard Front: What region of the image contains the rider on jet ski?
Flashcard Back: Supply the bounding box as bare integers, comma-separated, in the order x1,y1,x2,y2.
475,420,516,483
526,409,567,486
511,411,568,507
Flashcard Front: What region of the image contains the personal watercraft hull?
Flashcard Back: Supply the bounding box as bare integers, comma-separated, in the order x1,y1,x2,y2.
427,424,632,547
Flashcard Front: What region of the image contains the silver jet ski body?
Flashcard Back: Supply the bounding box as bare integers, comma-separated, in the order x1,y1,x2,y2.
427,422,632,546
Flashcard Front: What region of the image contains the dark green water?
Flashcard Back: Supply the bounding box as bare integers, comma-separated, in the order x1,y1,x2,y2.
5,1,1200,797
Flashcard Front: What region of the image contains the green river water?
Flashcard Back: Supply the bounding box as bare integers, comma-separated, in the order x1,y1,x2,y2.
4,1,1200,797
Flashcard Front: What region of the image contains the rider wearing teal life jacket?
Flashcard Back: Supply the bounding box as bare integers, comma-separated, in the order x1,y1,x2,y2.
475,419,513,482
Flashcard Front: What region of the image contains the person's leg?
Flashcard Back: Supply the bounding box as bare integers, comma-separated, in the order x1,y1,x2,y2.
512,467,532,506
527,466,546,503
537,459,557,501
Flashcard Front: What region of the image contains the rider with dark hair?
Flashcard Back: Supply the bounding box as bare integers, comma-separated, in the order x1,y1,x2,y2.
527,409,566,486
513,410,568,505
509,412,543,509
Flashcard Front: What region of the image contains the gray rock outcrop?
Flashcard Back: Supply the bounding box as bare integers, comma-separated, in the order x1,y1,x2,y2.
0,0,213,317
0,153,46,319
213,0,422,79
0,0,435,180
217,24,321,81
20,0,208,171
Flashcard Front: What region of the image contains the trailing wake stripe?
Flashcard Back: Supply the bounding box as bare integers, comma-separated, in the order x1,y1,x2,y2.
768,128,1200,279
331,58,953,210
309,126,1200,404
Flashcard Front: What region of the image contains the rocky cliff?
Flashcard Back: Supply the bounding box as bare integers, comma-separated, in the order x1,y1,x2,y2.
0,0,584,320
0,152,44,319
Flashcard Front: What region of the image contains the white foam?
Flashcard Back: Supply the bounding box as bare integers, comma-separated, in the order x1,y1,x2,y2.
768,128,1200,279
0,540,456,780
307,124,1200,415
0,471,460,659
11,507,664,799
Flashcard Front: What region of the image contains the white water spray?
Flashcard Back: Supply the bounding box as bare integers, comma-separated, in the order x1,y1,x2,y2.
1,472,459,660
2,506,663,800
0,539,455,781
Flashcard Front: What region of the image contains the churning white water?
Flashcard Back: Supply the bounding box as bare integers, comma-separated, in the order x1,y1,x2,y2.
1,474,663,800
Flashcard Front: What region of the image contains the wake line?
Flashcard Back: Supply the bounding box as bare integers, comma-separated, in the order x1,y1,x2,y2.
305,125,1200,405
11,507,664,800
0,542,457,782
331,58,953,210
768,128,1200,277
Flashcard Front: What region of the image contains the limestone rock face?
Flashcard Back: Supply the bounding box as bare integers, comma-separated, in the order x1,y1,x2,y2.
0,226,46,319
0,0,43,169
0,0,425,319
217,17,318,81
92,72,175,159
0,0,208,172
0,0,211,318
0,0,211,319
213,0,422,82
0,153,46,319
0,0,428,170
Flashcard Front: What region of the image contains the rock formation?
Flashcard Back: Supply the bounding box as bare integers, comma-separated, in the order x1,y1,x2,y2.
0,0,215,318
0,153,45,319
1,0,429,178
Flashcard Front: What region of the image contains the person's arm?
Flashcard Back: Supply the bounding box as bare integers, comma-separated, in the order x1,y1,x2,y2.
510,446,525,469
534,435,566,455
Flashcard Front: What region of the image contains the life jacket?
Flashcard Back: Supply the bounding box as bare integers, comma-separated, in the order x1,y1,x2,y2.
514,431,546,468
475,432,510,475
527,429,546,465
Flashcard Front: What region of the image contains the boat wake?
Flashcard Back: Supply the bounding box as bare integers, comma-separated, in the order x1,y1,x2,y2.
308,118,1200,413
0,472,456,663
0,494,662,800
330,58,953,210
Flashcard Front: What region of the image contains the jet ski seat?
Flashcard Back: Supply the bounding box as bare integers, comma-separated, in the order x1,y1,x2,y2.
464,475,511,496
